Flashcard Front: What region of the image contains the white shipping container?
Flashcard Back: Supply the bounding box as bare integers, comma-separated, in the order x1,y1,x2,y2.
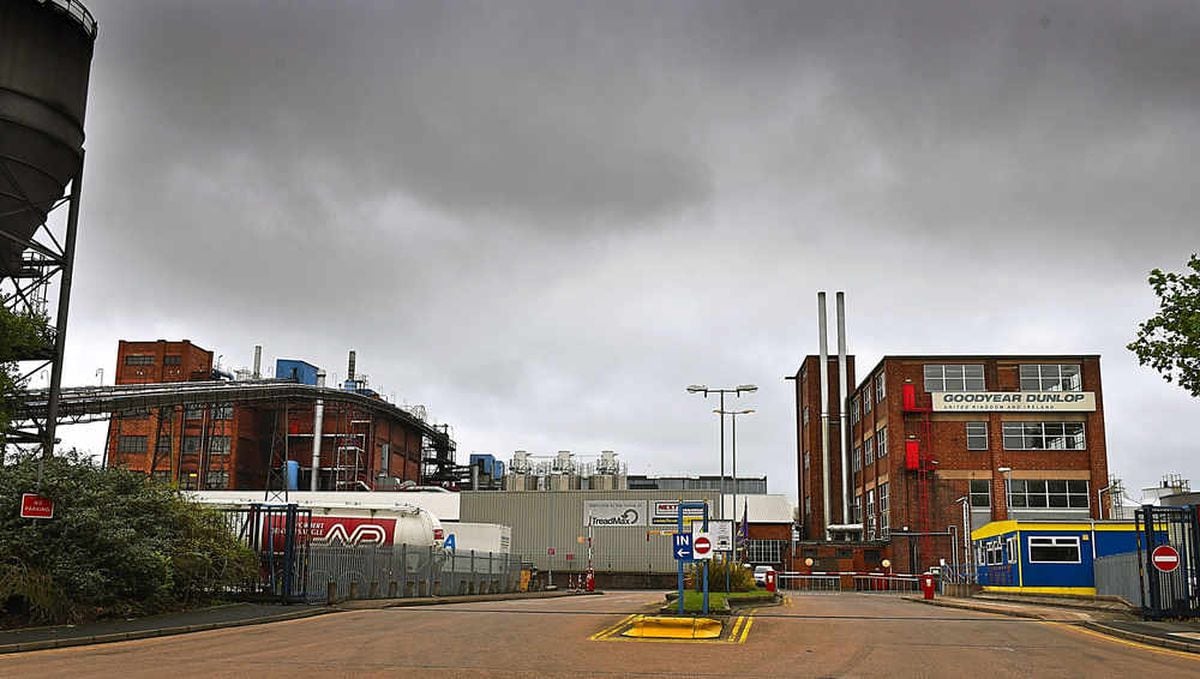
442,522,512,554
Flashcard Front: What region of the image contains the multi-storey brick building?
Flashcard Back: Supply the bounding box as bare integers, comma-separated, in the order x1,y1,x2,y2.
795,354,1109,574
105,340,440,491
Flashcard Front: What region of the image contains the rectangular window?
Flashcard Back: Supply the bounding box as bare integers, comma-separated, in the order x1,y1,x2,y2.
853,445,862,472
864,437,874,465
866,489,876,540
1002,422,1085,450
208,436,231,454
212,403,233,420
875,373,886,403
163,355,182,366
1019,364,1082,392
878,483,890,537
851,397,860,425
923,364,985,392
970,479,991,508
1006,536,1018,564
966,422,989,451
184,404,205,420
875,428,888,458
745,540,786,564
124,355,154,366
205,470,230,490
1028,536,1081,563
987,540,1003,566
852,496,862,523
183,436,201,453
863,385,873,413
117,435,147,454
1008,479,1089,510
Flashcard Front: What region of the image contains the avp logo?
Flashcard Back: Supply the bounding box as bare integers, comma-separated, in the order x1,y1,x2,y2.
313,523,388,545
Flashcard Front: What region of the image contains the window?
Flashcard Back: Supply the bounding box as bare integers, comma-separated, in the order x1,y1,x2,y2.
746,540,786,564
863,384,873,413
1028,536,1081,563
1002,422,1085,450
156,435,171,453
208,436,231,454
212,403,233,420
205,470,230,490
117,435,147,454
966,422,989,450
924,364,985,392
876,428,888,457
184,404,205,420
875,373,886,403
183,436,201,453
124,355,154,366
851,495,862,523
878,483,890,537
851,397,860,425
1006,536,1018,564
866,489,876,539
853,445,862,472
1008,479,1089,509
864,437,874,465
986,540,1003,565
1019,364,1082,392
163,355,182,366
970,479,991,508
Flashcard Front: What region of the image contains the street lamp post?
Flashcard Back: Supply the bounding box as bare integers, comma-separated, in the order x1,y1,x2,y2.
997,466,1013,519
688,384,756,593
955,495,972,583
715,408,755,568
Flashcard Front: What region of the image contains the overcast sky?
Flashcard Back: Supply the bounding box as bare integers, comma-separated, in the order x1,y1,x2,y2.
54,0,1200,502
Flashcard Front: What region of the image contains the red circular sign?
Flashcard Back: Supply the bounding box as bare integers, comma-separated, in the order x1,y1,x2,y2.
1152,544,1181,573
694,536,712,555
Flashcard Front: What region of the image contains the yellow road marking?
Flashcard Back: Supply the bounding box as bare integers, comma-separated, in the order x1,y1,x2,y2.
735,608,756,644
590,608,760,644
589,614,639,641
1049,622,1200,662
727,615,746,640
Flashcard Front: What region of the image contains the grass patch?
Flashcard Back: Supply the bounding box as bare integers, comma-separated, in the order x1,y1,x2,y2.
676,590,767,612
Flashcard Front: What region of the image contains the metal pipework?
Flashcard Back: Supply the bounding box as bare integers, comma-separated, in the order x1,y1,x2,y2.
817,292,832,540
311,369,327,491
836,292,850,529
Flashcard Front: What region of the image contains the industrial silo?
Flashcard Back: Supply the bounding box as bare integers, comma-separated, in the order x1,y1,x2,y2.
0,0,98,451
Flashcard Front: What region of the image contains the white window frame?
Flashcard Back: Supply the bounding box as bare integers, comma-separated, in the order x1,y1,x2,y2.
1027,536,1082,564
1005,536,1018,564
876,427,888,458
875,373,886,403
924,364,986,392
1002,421,1086,450
864,437,874,465
966,422,989,451
1019,364,1082,392
863,384,873,413
1007,479,1090,510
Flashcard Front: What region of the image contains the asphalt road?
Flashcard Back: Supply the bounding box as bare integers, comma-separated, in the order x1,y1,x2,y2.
1,592,1196,677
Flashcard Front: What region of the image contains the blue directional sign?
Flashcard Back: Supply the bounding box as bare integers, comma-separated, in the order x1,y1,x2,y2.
673,532,693,561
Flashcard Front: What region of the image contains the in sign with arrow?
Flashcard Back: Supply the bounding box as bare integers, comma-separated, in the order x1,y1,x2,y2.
673,533,693,561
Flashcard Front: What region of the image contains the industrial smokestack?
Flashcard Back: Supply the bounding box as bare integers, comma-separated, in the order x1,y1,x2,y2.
253,345,262,379
348,350,357,382
818,292,832,540
311,369,327,491
836,292,850,529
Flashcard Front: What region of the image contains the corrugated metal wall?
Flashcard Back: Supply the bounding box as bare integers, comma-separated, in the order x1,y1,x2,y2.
461,490,719,573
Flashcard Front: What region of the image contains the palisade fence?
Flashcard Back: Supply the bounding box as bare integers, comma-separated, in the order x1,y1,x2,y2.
305,544,521,604
1094,551,1143,608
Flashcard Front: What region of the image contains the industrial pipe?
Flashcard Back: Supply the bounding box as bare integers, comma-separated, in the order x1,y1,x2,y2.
836,292,850,529
818,292,832,539
311,370,326,491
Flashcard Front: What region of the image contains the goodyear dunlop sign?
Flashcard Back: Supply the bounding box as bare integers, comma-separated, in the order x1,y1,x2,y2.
932,391,1096,412
584,500,647,527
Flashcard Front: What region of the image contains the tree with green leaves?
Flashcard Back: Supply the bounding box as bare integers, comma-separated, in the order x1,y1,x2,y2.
0,306,51,446
1128,253,1200,397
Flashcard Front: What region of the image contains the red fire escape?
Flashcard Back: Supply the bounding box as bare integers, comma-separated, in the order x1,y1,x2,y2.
902,383,936,570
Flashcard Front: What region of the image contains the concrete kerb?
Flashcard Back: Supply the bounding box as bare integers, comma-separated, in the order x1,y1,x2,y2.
1081,621,1200,655
0,607,335,655
338,589,605,610
905,595,1071,621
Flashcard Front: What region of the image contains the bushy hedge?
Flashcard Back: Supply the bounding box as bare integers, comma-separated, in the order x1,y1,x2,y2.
0,452,257,625
687,557,757,592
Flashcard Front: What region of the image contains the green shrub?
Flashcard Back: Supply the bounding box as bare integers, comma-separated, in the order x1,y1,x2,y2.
687,557,757,592
0,451,256,625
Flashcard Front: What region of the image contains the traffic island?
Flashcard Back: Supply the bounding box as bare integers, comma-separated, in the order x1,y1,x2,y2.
622,616,723,639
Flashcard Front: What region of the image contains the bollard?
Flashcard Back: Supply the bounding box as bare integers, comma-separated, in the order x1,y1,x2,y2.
326,581,338,606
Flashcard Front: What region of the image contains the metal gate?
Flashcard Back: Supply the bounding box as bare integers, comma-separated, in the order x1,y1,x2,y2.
1136,505,1200,619
224,504,312,603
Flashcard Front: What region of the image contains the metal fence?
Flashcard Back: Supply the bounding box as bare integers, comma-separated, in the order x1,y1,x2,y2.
306,544,520,603
1136,504,1200,619
223,504,312,603
777,573,922,594
1094,551,1142,608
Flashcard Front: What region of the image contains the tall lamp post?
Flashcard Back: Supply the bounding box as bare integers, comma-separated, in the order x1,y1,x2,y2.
955,495,972,583
715,408,755,568
997,466,1013,519
688,384,756,592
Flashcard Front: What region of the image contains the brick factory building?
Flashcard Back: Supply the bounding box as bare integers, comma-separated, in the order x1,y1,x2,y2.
104,340,450,491
794,354,1108,575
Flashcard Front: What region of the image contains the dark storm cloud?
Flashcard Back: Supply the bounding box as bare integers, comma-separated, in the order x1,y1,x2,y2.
59,0,1200,497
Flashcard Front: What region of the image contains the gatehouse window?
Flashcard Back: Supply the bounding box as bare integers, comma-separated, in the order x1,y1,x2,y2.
1028,536,1081,563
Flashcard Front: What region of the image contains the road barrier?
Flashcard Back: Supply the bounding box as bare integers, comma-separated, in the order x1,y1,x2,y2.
778,572,921,595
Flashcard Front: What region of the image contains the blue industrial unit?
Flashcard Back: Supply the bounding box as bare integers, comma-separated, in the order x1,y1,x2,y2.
276,359,320,385
971,520,1140,595
470,454,497,477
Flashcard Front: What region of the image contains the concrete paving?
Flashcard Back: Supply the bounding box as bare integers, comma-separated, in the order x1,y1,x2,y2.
1,591,1197,677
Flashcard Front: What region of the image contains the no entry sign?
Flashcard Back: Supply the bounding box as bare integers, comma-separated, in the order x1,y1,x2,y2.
692,533,714,560
20,493,54,519
1152,544,1181,573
